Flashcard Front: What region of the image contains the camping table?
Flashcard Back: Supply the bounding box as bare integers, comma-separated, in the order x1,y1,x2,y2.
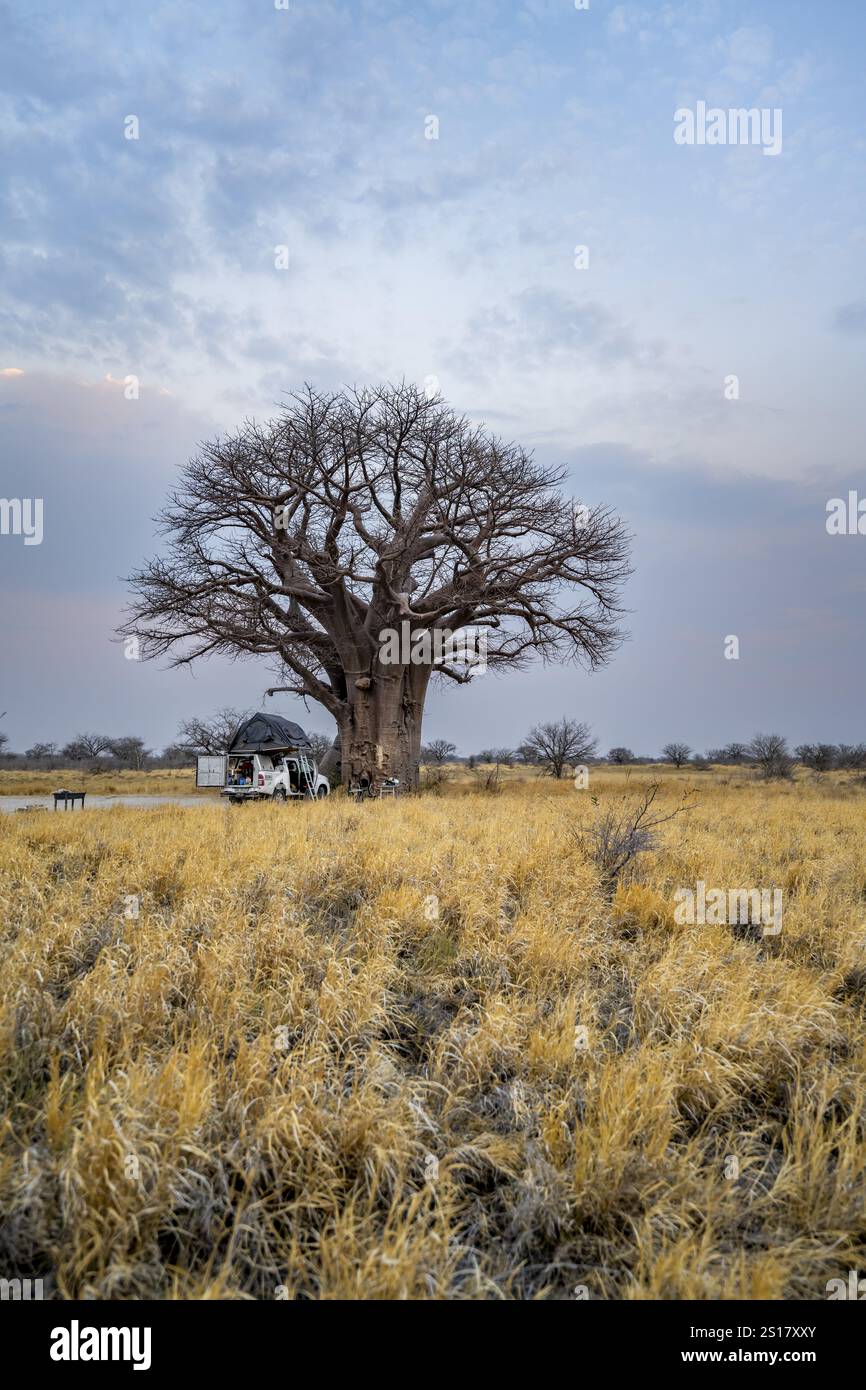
53,790,86,810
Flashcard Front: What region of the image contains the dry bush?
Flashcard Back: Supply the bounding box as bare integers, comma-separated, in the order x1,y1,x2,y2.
574,781,695,895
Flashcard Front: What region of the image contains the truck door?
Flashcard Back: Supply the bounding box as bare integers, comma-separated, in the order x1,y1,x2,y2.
196,754,227,788
257,754,276,794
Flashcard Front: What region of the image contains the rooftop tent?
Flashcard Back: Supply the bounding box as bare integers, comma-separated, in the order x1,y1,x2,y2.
227,712,312,753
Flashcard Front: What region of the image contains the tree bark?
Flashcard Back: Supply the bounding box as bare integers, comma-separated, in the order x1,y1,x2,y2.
341,664,429,791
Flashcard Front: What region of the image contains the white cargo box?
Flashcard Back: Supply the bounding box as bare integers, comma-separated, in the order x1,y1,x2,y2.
196,754,227,788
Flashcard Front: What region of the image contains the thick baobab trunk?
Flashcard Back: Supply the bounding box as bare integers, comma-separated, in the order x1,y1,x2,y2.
340,665,428,791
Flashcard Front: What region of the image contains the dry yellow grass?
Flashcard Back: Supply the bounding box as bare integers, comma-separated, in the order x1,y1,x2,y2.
0,768,209,797
1,770,865,1299
0,761,543,796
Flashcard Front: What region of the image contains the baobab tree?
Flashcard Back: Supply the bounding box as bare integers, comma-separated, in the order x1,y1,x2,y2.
122,384,631,790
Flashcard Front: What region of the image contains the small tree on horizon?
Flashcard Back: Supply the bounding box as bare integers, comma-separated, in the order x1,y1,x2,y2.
749,732,793,779
662,741,691,768
421,739,457,765
109,736,152,771
795,743,836,772
25,742,58,760
607,746,634,765
523,718,597,778
62,733,112,761
833,743,866,770
161,742,195,766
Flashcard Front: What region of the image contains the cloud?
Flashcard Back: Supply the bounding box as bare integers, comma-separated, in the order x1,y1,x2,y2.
833,302,866,336
718,25,775,81
450,286,664,379
0,369,217,596
2,0,866,752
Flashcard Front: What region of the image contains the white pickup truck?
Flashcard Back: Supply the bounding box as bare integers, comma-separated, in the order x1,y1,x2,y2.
197,751,330,803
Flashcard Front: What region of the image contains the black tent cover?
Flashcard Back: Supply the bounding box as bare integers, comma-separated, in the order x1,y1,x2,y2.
227,712,312,753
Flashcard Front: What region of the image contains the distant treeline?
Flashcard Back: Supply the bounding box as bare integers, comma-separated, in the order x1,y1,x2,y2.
0,707,334,772
0,737,196,772
1,713,863,780
426,726,865,779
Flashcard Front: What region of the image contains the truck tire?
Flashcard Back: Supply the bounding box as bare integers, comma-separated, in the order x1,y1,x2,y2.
317,786,328,799
273,788,287,803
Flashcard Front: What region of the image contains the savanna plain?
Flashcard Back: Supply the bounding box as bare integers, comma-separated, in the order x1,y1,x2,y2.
2,768,865,1300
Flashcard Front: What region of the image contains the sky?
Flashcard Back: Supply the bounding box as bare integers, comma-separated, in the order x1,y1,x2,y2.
1,0,865,756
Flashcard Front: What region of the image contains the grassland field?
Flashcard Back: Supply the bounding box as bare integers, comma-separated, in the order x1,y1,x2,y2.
0,767,210,798
1,767,865,1299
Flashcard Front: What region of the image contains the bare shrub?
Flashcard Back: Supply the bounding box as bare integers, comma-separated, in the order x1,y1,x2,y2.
472,764,503,794
422,765,451,793
749,733,793,780
795,743,837,773
575,782,695,896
